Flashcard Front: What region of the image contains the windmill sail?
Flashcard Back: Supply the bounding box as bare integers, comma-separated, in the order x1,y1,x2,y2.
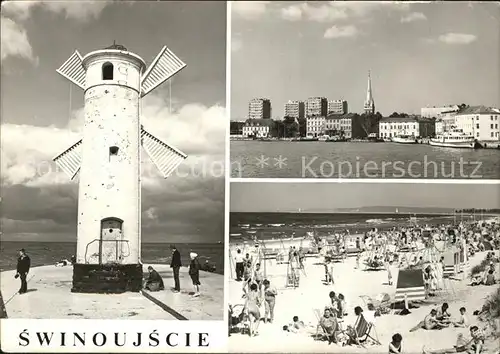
140,127,187,178
53,139,83,180
56,51,86,89
140,46,186,97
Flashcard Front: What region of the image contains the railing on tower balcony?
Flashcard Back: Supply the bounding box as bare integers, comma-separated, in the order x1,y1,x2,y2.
84,239,131,264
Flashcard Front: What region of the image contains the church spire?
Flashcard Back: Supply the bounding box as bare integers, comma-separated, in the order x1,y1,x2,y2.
364,70,375,114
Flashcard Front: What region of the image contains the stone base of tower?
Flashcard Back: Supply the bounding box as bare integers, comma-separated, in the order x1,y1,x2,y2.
71,264,143,294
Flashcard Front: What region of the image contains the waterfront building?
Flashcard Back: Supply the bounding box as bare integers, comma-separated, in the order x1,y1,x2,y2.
325,113,365,139
454,106,500,142
306,116,326,137
306,97,328,117
421,105,459,119
363,71,375,115
327,99,348,115
230,121,246,135
435,119,444,135
284,100,305,119
242,118,274,138
379,117,435,139
248,98,271,120
438,109,459,132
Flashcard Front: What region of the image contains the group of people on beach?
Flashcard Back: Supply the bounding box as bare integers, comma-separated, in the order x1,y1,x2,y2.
230,217,500,353
143,245,203,297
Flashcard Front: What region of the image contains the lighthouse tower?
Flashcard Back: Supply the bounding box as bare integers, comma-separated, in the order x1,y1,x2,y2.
53,43,187,293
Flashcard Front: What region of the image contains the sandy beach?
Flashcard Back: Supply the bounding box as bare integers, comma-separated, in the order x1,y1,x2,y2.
228,250,499,353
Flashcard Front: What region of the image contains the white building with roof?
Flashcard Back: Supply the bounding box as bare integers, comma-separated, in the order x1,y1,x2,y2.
454,106,500,142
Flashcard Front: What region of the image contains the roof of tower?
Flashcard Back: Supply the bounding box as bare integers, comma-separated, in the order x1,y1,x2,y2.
104,41,128,51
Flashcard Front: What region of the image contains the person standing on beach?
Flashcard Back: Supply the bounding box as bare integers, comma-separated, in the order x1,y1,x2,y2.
16,249,30,294
170,245,182,293
243,253,253,281
234,249,244,281
254,263,264,290
188,252,201,297
263,279,277,323
385,257,393,285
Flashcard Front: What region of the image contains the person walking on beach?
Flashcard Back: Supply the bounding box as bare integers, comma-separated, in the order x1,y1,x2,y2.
245,283,262,337
16,249,30,294
170,245,182,292
188,252,201,297
263,279,277,323
298,247,305,269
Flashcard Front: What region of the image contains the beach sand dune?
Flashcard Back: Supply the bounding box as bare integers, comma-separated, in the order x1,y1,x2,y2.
228,251,499,353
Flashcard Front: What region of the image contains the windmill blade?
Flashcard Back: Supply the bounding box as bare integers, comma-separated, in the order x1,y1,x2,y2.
141,127,187,178
56,51,86,89
53,139,83,180
140,46,186,97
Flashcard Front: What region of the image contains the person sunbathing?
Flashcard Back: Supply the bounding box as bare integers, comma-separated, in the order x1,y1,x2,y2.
410,309,447,332
319,308,339,344
422,326,484,354
287,316,306,333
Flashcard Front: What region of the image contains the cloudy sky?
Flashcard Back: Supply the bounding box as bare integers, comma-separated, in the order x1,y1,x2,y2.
231,1,500,119
1,1,226,243
231,182,500,212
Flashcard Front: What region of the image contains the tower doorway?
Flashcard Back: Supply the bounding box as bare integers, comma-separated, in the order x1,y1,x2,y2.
99,217,123,264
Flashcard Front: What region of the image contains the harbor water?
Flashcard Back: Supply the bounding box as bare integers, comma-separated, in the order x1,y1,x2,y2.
230,141,500,178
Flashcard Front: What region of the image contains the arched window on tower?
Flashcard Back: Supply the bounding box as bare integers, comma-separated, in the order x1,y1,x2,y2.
102,62,114,80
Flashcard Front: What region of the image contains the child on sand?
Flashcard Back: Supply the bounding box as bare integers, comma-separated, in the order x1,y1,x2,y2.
453,307,468,328
188,252,201,297
389,333,402,353
436,303,452,326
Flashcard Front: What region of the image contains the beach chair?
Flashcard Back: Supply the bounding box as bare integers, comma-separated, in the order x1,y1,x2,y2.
313,309,329,340
359,293,392,315
344,314,381,348
313,309,343,343
229,304,251,336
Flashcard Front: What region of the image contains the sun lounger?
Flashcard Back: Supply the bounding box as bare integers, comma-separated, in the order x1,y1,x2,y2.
313,309,329,340
359,293,392,314
344,314,381,348
330,253,345,263
229,304,251,336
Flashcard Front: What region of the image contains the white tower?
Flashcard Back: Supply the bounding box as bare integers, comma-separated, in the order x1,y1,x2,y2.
364,70,375,115
53,43,187,293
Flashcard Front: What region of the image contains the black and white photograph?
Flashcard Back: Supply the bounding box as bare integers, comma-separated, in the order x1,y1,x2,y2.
1,0,226,324
229,1,500,179
228,181,500,352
